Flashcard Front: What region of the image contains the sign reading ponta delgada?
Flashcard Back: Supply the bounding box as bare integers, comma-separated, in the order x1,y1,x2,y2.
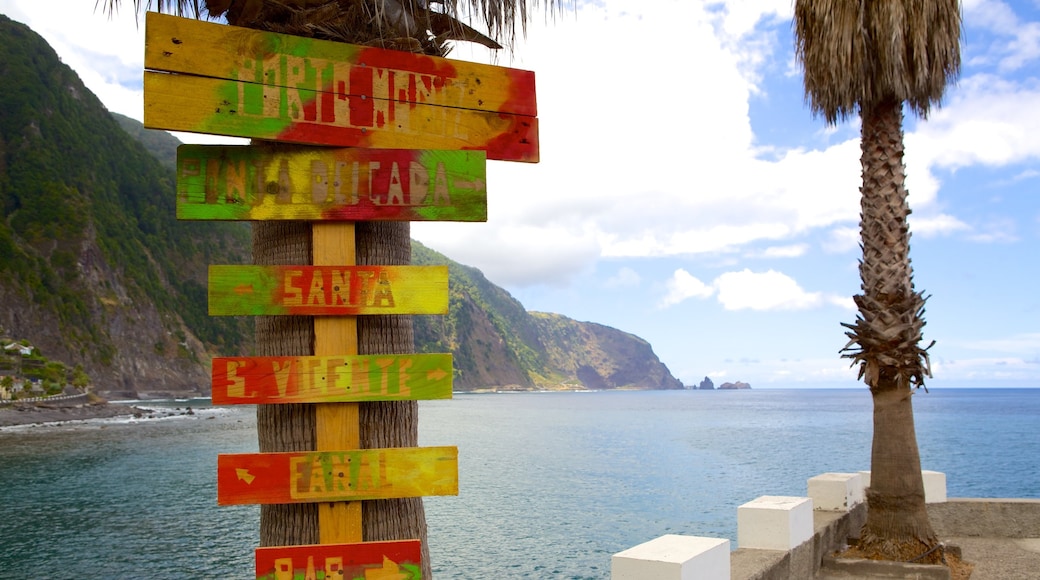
144,13,538,162
255,539,422,580
212,353,452,404
218,447,459,505
177,145,487,222
208,265,448,316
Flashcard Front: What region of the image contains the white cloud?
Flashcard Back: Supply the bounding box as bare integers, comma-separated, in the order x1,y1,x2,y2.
905,75,1040,210
823,226,860,254
958,332,1040,355
658,267,854,311
659,269,715,308
604,267,641,288
910,213,972,238
753,244,809,258
714,269,823,311
419,0,864,285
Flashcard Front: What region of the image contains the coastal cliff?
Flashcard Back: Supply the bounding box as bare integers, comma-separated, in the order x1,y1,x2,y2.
0,16,681,397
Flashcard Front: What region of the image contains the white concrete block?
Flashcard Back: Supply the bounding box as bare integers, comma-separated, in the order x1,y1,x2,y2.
808,472,865,511
858,470,947,503
612,535,730,580
737,495,814,551
922,470,947,503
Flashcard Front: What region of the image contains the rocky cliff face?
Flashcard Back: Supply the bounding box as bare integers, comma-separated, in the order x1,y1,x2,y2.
0,15,251,398
532,313,684,390
0,15,682,397
413,243,682,391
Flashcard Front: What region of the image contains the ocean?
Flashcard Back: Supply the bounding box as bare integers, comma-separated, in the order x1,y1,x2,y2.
0,388,1037,579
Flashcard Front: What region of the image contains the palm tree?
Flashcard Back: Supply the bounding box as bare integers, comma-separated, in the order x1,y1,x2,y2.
793,0,961,562
107,1,552,575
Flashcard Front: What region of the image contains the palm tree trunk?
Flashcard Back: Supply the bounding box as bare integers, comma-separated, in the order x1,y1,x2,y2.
253,220,430,575
863,385,935,554
855,98,938,559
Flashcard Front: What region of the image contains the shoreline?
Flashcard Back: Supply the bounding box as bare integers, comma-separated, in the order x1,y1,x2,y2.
0,400,167,429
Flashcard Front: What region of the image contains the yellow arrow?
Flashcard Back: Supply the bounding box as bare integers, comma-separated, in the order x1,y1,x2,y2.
426,368,448,382
236,468,255,484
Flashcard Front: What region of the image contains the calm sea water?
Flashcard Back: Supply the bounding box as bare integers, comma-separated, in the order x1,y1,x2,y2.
0,388,1037,579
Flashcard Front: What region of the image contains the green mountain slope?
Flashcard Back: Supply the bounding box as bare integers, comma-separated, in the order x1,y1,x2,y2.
413,243,682,391
0,15,251,398
0,14,680,395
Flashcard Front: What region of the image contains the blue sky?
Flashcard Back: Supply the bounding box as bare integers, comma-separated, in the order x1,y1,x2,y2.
2,0,1038,388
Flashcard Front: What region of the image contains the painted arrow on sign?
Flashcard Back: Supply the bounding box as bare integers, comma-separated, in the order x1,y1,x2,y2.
212,353,453,405
218,447,459,505
208,265,448,316
176,145,487,222
255,539,422,580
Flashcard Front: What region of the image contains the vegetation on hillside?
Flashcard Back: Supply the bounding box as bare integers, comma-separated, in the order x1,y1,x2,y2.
0,15,252,370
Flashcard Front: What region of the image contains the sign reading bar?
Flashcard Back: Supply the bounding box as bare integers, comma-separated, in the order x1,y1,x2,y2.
212,353,452,405
218,447,459,505
208,265,448,316
256,539,421,580
146,12,536,117
177,145,487,222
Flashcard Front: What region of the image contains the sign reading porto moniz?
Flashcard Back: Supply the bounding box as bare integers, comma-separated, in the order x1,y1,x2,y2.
144,13,538,162
177,145,486,221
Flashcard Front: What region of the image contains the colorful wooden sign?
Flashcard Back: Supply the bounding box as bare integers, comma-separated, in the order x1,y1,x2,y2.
177,145,487,222
212,353,452,405
208,265,448,316
218,447,459,505
144,13,538,162
145,12,536,116
256,539,421,580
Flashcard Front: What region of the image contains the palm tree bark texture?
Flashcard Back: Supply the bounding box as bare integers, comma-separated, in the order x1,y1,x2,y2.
852,98,936,557
794,0,961,563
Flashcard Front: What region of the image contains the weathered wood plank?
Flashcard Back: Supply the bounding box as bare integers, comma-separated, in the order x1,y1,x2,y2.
217,447,459,505
177,145,486,222
311,221,362,544
212,354,452,405
144,70,538,163
145,12,536,117
255,539,421,580
207,265,448,316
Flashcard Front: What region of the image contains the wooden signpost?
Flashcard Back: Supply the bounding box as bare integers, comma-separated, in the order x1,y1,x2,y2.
144,12,538,162
212,353,452,404
217,447,459,505
256,539,422,580
145,10,538,575
177,145,487,222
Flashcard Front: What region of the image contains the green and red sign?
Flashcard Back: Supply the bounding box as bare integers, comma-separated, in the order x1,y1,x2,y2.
213,353,452,404
178,145,486,221
218,447,459,505
144,13,538,162
256,539,421,580
208,265,448,316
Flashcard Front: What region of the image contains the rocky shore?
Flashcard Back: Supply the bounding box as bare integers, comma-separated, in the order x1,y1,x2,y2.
0,399,165,428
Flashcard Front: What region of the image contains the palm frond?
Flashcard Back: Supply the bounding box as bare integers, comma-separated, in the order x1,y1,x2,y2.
101,0,557,52
794,0,962,123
